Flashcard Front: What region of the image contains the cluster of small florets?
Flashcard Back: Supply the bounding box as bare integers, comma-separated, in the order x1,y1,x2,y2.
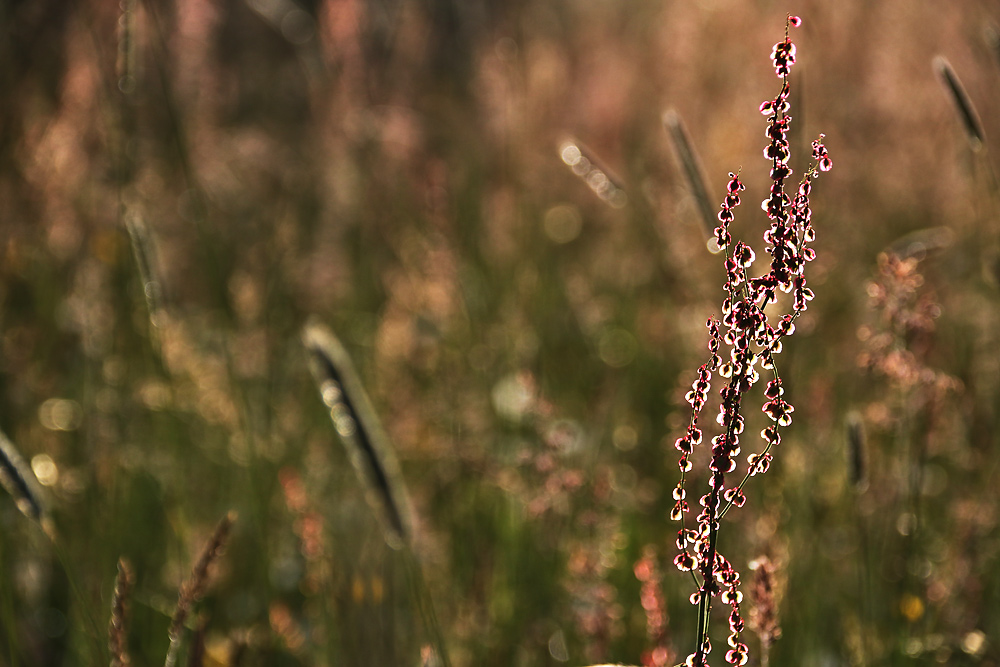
768,16,800,77
715,173,744,249
857,253,960,400
669,15,831,667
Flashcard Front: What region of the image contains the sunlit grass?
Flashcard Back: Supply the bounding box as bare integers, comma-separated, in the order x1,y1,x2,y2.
0,2,998,666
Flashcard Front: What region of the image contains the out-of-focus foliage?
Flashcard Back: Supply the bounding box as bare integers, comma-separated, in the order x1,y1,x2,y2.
0,0,998,665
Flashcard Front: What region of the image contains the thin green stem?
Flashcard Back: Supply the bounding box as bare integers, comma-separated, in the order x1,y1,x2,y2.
401,548,452,667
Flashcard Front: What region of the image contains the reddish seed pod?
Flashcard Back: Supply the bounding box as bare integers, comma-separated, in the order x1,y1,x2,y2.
729,610,744,633
675,552,696,572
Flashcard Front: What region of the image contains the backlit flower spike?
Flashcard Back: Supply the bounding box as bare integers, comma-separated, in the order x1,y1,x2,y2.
672,17,828,667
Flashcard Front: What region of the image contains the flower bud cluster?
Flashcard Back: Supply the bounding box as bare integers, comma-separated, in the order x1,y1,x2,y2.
768,16,800,75
669,16,831,667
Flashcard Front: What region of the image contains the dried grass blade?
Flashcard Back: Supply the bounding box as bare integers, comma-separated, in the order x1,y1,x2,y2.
884,226,955,261
124,209,166,323
933,56,985,151
303,322,413,548
985,24,1000,70
846,412,867,491
115,0,137,183
558,139,628,209
117,0,137,96
0,427,51,532
164,511,236,667
663,109,718,250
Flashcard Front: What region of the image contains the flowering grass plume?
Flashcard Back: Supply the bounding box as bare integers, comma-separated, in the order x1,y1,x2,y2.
165,511,236,667
559,139,629,209
668,16,831,667
664,109,719,249
303,320,415,549
747,556,782,667
933,56,985,152
109,558,135,667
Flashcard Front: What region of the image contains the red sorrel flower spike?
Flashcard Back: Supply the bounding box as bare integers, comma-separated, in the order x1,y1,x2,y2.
672,17,829,667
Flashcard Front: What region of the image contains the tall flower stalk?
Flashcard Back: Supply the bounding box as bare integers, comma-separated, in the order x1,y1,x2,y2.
669,16,831,667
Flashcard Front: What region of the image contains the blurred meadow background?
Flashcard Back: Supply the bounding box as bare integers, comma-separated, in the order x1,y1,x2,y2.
1,0,1000,665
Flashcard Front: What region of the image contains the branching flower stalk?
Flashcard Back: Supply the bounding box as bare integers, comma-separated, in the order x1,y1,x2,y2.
668,16,831,667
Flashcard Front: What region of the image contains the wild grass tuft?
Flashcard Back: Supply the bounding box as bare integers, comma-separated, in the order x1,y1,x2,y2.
6,3,1000,665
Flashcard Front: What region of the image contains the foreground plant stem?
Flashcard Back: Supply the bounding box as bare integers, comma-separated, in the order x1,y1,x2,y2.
669,15,832,667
